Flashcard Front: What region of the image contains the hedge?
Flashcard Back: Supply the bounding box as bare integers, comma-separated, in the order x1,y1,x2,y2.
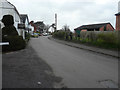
52,30,120,50
2,36,26,52
2,15,14,26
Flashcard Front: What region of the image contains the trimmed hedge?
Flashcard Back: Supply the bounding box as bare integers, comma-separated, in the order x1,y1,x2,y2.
2,14,26,52
2,15,14,26
2,36,26,52
2,26,18,36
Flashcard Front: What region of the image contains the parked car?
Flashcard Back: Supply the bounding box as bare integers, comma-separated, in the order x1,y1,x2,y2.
31,33,39,38
42,33,48,36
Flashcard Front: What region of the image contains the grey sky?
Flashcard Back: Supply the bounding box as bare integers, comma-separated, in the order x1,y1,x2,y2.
8,0,119,31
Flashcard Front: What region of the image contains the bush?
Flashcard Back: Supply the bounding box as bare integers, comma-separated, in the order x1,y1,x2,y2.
97,32,117,44
2,36,26,52
2,26,18,36
52,31,65,39
2,15,14,26
80,31,87,40
25,32,31,42
2,14,26,52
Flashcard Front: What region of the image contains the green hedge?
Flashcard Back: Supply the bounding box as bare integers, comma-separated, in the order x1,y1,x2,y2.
79,31,120,49
2,15,14,26
2,15,27,52
2,36,26,52
52,30,120,50
52,31,66,39
25,32,31,42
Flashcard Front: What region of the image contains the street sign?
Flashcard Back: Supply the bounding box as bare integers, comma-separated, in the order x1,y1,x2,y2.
18,24,25,29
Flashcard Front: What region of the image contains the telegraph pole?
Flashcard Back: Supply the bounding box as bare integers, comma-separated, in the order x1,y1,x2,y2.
55,13,57,31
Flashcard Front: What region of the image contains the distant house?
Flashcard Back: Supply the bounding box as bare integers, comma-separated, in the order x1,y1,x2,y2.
74,23,114,35
29,22,34,35
20,14,29,30
20,14,30,39
29,21,37,33
0,0,21,36
34,21,45,33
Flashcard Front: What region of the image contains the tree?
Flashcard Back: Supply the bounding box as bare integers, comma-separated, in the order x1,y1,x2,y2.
2,15,18,37
62,24,70,31
44,24,50,33
2,15,25,52
62,24,70,40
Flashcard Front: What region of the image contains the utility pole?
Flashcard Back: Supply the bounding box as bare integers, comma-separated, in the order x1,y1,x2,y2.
55,13,57,31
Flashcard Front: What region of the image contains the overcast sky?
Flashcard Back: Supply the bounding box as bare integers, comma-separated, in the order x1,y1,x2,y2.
8,0,119,31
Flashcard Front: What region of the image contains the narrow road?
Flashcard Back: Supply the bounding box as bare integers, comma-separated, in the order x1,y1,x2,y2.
30,36,118,88
2,44,62,88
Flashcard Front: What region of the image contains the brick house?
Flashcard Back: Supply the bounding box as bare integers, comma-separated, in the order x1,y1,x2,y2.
74,23,114,35
34,21,45,33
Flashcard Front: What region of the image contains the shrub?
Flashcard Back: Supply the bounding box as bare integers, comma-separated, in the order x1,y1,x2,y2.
80,31,87,40
52,30,65,39
2,15,14,26
79,31,119,49
2,36,26,52
97,32,117,44
2,14,26,52
25,32,31,42
2,26,18,36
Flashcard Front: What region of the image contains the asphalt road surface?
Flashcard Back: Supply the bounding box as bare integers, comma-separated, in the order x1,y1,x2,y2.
2,44,63,88
30,36,118,88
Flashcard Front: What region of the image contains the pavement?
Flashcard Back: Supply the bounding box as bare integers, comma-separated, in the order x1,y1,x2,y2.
48,36,119,58
2,43,63,88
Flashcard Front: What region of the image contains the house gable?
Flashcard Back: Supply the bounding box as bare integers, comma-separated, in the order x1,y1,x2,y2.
74,23,114,32
20,14,29,24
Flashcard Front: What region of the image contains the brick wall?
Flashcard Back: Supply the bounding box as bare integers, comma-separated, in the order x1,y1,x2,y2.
99,26,104,31
116,15,120,30
99,24,114,31
106,24,114,31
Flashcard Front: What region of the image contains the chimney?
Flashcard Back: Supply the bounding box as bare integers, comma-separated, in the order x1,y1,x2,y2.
115,1,120,30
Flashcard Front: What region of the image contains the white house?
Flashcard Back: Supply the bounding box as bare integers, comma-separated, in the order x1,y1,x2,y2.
29,24,34,35
0,0,25,38
20,14,30,39
20,14,35,35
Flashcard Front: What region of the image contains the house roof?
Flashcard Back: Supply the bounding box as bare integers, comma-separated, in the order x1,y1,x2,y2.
20,14,29,23
0,0,20,17
34,21,44,25
115,12,120,16
34,21,45,27
6,0,20,17
74,22,113,31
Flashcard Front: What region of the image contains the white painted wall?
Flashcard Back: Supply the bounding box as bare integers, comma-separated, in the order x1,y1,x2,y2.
25,18,29,28
29,25,34,35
